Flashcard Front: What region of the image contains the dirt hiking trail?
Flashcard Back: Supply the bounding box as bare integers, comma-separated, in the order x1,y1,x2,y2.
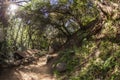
0,54,58,80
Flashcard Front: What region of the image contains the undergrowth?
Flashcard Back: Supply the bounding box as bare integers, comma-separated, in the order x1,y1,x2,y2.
53,16,120,80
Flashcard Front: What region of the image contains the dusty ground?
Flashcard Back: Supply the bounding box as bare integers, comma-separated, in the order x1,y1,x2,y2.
0,54,58,80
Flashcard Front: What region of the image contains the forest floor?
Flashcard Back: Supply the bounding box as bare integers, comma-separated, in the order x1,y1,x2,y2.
0,53,58,80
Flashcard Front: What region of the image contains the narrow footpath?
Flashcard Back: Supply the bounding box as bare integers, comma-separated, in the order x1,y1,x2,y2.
0,54,58,80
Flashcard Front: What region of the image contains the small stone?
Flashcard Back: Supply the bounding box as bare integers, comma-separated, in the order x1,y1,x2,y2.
56,62,67,72
95,79,101,80
48,46,54,54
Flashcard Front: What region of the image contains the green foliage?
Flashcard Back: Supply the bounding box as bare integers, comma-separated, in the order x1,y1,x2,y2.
102,20,117,38
78,39,96,57
69,40,120,80
0,0,120,79
59,50,79,72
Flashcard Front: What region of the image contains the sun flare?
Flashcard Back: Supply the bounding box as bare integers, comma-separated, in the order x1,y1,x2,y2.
7,4,18,15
